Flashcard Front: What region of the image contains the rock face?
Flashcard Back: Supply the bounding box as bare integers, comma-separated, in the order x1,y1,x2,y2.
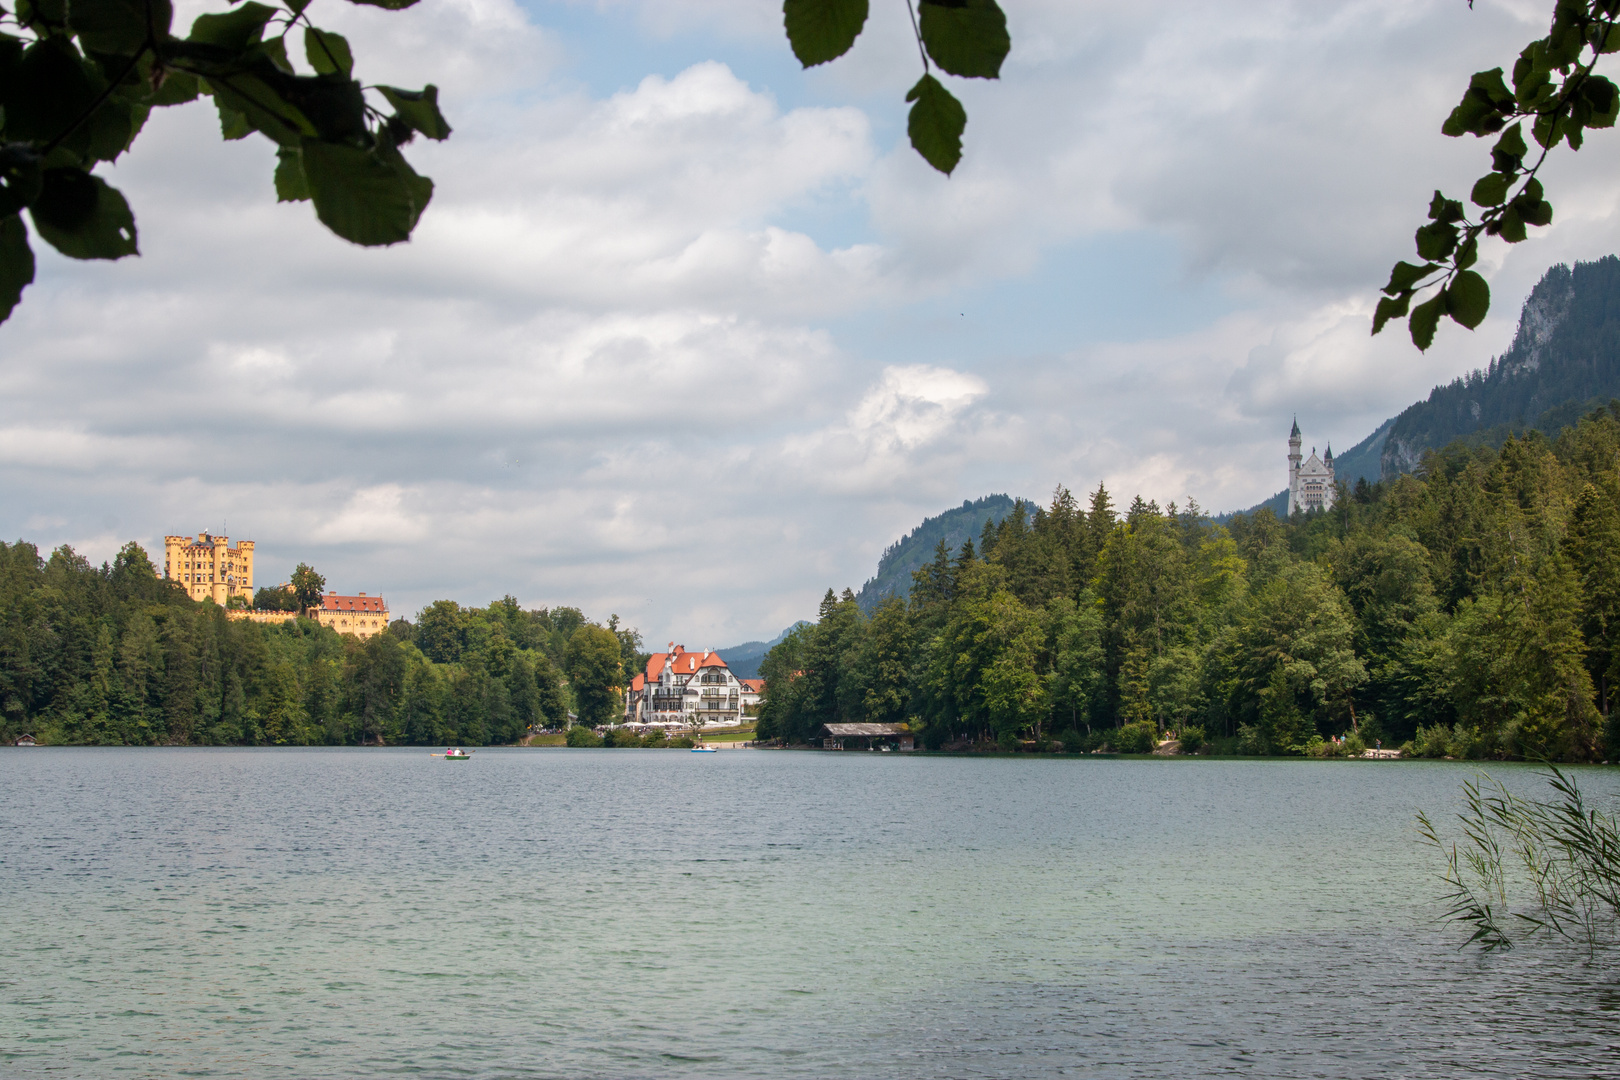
1377,258,1620,480
1153,738,1181,756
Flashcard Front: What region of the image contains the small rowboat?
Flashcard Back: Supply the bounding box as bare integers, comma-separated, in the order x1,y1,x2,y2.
691,746,717,753
431,749,472,759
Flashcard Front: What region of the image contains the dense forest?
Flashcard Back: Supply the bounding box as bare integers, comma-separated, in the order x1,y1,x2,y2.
758,406,1620,762
0,543,644,745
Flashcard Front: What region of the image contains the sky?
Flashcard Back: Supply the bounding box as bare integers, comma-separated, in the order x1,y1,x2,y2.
6,0,1620,648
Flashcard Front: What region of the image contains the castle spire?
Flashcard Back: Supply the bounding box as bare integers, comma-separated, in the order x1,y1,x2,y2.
1290,415,1300,438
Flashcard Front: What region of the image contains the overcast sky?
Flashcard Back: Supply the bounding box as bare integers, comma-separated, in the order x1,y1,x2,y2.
4,0,1619,647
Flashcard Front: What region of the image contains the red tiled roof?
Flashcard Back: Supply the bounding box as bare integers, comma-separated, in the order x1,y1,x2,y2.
322,594,388,613
630,673,645,692
643,646,729,679
741,679,764,693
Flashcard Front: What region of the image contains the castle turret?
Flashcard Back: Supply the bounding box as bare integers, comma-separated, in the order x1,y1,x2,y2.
1287,417,1303,515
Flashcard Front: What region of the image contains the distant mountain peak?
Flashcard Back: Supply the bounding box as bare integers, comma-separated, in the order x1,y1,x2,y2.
1378,255,1620,479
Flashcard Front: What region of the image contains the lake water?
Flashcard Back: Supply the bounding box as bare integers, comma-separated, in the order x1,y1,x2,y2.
2,749,1618,1079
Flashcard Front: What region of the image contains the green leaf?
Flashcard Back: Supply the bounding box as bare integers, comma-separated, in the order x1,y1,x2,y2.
151,68,199,106
70,0,172,55
1382,260,1436,296
28,168,136,259
1372,291,1411,336
905,73,965,175
1409,291,1444,351
343,0,418,9
6,38,99,143
0,143,43,217
1471,172,1510,207
782,0,867,68
300,139,430,246
85,97,142,162
304,27,353,78
216,97,251,139
255,35,296,76
1455,234,1478,270
210,66,366,147
274,145,309,202
1442,69,1513,137
1447,269,1490,329
1581,75,1619,128
1532,110,1564,149
1490,122,1527,172
1495,202,1526,243
1513,43,1551,105
188,2,275,49
918,0,1009,79
17,0,65,28
0,213,34,322
1426,189,1464,223
376,85,451,140
1415,221,1458,261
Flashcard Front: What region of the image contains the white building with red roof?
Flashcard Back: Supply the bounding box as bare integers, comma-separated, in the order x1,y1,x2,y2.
623,645,750,729
315,592,390,640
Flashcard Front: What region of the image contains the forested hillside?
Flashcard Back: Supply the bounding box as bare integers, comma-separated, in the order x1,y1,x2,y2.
0,544,642,746
854,495,1024,613
760,408,1620,762
1381,257,1620,475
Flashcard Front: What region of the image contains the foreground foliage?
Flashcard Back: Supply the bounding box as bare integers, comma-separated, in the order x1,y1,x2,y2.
1418,767,1620,952
782,0,1008,175
1380,0,1620,349
759,406,1620,759
0,544,645,745
0,0,448,324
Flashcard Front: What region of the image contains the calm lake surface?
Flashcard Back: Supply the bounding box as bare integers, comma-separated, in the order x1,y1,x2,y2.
2,749,1618,1079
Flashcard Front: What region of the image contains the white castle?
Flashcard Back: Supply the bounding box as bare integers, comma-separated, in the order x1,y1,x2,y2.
1287,418,1335,515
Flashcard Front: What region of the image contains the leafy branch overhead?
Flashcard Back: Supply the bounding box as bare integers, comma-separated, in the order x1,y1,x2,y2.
0,0,449,323
782,0,1009,176
1378,0,1620,351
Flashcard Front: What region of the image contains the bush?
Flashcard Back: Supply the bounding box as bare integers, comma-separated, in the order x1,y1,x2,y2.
1059,727,1085,754
996,730,1020,752
1236,722,1267,756
670,735,695,748
1409,722,1492,759
566,725,603,748
1178,724,1207,753
639,730,670,748
1114,721,1156,755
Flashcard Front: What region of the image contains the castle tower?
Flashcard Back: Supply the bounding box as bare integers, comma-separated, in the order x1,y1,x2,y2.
163,533,255,604
1287,417,1303,515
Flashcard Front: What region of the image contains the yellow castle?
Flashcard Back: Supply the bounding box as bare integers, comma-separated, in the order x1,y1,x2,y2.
164,533,254,605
